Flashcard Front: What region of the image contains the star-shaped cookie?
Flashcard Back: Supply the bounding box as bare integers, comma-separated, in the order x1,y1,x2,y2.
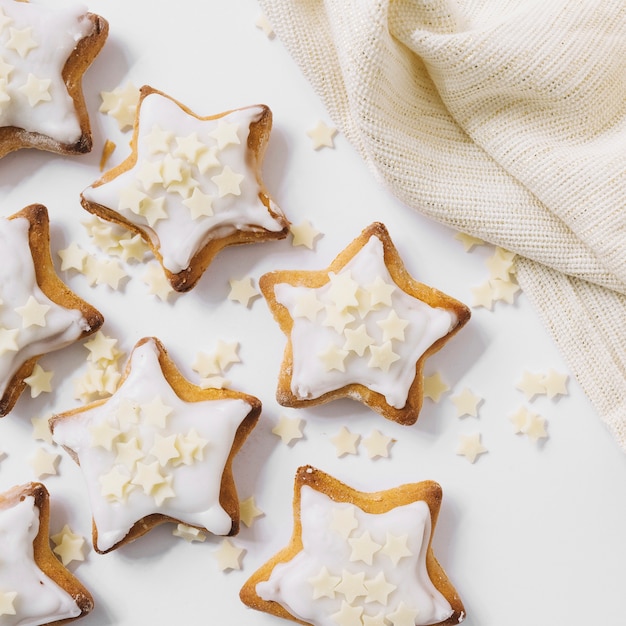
240,466,465,625
0,0,108,157
50,336,261,553
0,204,103,416
81,85,290,292
0,482,93,624
259,222,471,425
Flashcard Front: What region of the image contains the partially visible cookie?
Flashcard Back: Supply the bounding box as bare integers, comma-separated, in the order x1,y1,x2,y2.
81,85,290,292
0,482,94,624
50,336,262,553
259,222,471,425
0,204,104,416
240,465,465,625
0,0,108,158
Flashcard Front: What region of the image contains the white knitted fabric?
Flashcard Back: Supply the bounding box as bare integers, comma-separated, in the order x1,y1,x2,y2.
259,0,626,449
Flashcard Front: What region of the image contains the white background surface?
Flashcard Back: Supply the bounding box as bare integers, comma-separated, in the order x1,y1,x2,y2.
0,1,625,624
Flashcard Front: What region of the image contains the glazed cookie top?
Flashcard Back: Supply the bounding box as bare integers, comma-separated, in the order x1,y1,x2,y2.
51,337,261,553
82,88,287,276
0,0,94,143
0,489,84,624
241,466,465,626
256,486,453,625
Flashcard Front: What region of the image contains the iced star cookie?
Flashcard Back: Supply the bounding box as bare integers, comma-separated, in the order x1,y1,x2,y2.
0,204,103,416
259,222,471,425
50,336,261,553
81,86,290,292
0,0,108,158
0,482,94,624
240,466,465,625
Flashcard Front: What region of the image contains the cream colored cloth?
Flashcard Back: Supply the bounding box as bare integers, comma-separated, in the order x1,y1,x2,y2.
259,0,626,450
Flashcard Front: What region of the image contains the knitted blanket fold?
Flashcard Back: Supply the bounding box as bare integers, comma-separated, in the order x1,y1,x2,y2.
259,0,626,450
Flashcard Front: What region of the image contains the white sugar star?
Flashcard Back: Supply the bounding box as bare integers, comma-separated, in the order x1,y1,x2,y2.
376,309,408,342
306,120,337,149
456,432,488,463
228,277,259,307
18,73,50,106
214,538,245,571
272,414,304,445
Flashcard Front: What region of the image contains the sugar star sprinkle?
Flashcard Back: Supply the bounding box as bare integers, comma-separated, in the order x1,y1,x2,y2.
99,81,140,131
516,370,547,401
331,426,360,457
83,86,289,292
450,386,482,418
543,369,569,399
361,429,393,459
255,13,275,38
58,242,88,272
28,447,59,477
470,281,495,310
142,261,176,301
423,372,450,403
24,363,53,397
456,432,488,463
241,466,465,625
51,337,261,553
290,220,322,249
523,413,548,443
214,538,245,571
260,223,470,425
239,496,264,528
51,525,86,566
0,483,93,623
306,120,338,149
454,232,485,252
228,277,260,307
272,414,304,445
31,414,53,444
486,247,516,281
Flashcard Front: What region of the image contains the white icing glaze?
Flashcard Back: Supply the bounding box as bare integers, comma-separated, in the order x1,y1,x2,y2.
273,235,457,408
0,0,92,143
52,338,254,552
0,495,81,625
82,92,286,274
257,486,453,626
0,216,91,398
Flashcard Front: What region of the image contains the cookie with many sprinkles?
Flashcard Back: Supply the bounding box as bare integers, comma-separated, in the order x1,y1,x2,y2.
81,85,290,292
50,336,262,553
240,465,465,625
259,222,471,425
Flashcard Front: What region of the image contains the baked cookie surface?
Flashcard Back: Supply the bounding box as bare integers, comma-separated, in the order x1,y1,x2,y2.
240,466,465,625
81,85,290,292
50,336,261,553
0,204,103,416
0,0,108,157
0,482,93,625
259,222,471,425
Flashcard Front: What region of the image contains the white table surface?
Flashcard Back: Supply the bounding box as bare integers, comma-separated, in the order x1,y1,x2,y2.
0,1,625,624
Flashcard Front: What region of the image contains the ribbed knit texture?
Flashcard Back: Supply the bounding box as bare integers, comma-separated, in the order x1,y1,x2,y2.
259,0,626,450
